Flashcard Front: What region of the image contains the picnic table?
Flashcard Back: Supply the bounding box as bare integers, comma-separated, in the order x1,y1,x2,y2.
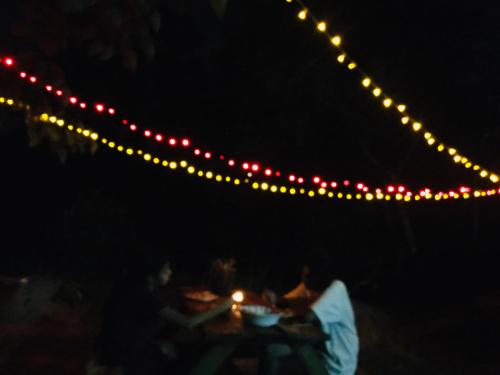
177,288,329,375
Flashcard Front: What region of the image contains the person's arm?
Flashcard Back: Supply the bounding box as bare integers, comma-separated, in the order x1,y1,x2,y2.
159,299,232,329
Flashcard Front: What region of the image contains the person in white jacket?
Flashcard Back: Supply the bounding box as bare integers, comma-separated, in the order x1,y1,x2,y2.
262,263,359,375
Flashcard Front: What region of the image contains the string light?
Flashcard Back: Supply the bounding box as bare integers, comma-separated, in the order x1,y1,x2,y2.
1,54,498,194
282,2,498,184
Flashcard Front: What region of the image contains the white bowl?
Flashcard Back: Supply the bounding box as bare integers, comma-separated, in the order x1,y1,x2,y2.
240,305,282,327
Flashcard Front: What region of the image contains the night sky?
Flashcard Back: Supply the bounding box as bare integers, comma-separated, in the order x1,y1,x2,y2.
1,0,499,301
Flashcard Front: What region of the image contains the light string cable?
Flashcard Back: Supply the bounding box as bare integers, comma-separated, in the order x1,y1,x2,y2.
1,95,498,202
287,0,499,184
0,56,491,196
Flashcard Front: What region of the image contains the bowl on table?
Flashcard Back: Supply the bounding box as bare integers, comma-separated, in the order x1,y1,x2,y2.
240,305,282,327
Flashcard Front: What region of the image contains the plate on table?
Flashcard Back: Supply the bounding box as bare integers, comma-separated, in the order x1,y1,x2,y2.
183,290,219,303
240,305,282,327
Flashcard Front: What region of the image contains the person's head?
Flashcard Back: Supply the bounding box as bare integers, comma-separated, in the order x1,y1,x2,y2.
301,253,338,291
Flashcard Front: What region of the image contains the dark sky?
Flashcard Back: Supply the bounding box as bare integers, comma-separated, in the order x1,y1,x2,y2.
0,0,499,298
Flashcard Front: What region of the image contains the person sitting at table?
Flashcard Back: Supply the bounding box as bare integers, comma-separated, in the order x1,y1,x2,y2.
262,259,359,375
94,255,232,375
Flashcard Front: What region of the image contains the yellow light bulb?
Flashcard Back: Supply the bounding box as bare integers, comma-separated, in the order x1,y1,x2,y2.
437,144,445,152
232,291,244,303
162,160,168,167
308,191,315,197
170,162,177,169
0,97,4,103
76,128,83,134
331,35,342,46
205,171,213,178
298,9,307,20
396,194,403,200
453,155,461,163
463,193,470,199
126,148,133,155
49,116,57,123
143,153,151,161
412,122,422,131
82,129,90,137
415,195,421,201
346,194,352,200
427,138,436,145
490,174,499,183
337,54,346,63
318,188,326,195
328,192,334,198
385,195,391,201
401,116,409,125
337,193,343,198
153,157,160,164
362,78,371,87
404,196,411,202
216,175,222,182
40,113,49,122
252,182,259,189
234,179,240,185
270,185,278,193
67,125,74,131
225,176,231,182
187,166,195,174
448,148,457,155
473,165,480,171
480,170,488,178
372,88,381,97
290,188,296,195
317,22,327,32
366,193,374,201
424,132,432,139
6,99,13,105
117,146,124,152
261,182,269,190
137,150,143,155
355,194,362,200
376,193,384,200
465,162,472,168
460,157,468,164
383,98,392,108
397,104,406,112
347,62,357,70
280,186,287,193
180,160,188,168
90,133,99,140
299,189,305,194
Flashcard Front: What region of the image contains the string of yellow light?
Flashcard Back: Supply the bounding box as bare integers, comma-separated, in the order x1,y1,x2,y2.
285,0,499,184
1,96,497,202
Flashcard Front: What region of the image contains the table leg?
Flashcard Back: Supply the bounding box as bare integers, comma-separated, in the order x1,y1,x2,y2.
292,343,329,375
188,343,237,375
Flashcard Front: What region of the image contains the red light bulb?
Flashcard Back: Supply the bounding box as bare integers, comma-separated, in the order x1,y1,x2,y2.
204,152,211,159
265,169,272,176
298,177,304,183
228,160,235,166
313,176,321,184
20,72,27,78
181,139,190,147
289,175,296,182
194,149,201,155
108,108,115,115
168,138,177,146
144,130,152,137
155,134,163,142
331,182,338,188
95,104,105,112
56,90,63,96
80,102,87,109
242,163,249,170
251,164,259,172
69,97,78,104
29,76,37,83
45,85,53,92
130,124,137,131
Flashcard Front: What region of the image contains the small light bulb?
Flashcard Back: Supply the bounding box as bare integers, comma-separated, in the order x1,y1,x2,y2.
337,54,346,63
412,122,422,131
317,22,327,32
372,88,382,97
331,35,341,46
362,78,371,87
298,9,307,20
383,98,392,108
397,104,406,112
347,62,356,70
232,291,244,303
